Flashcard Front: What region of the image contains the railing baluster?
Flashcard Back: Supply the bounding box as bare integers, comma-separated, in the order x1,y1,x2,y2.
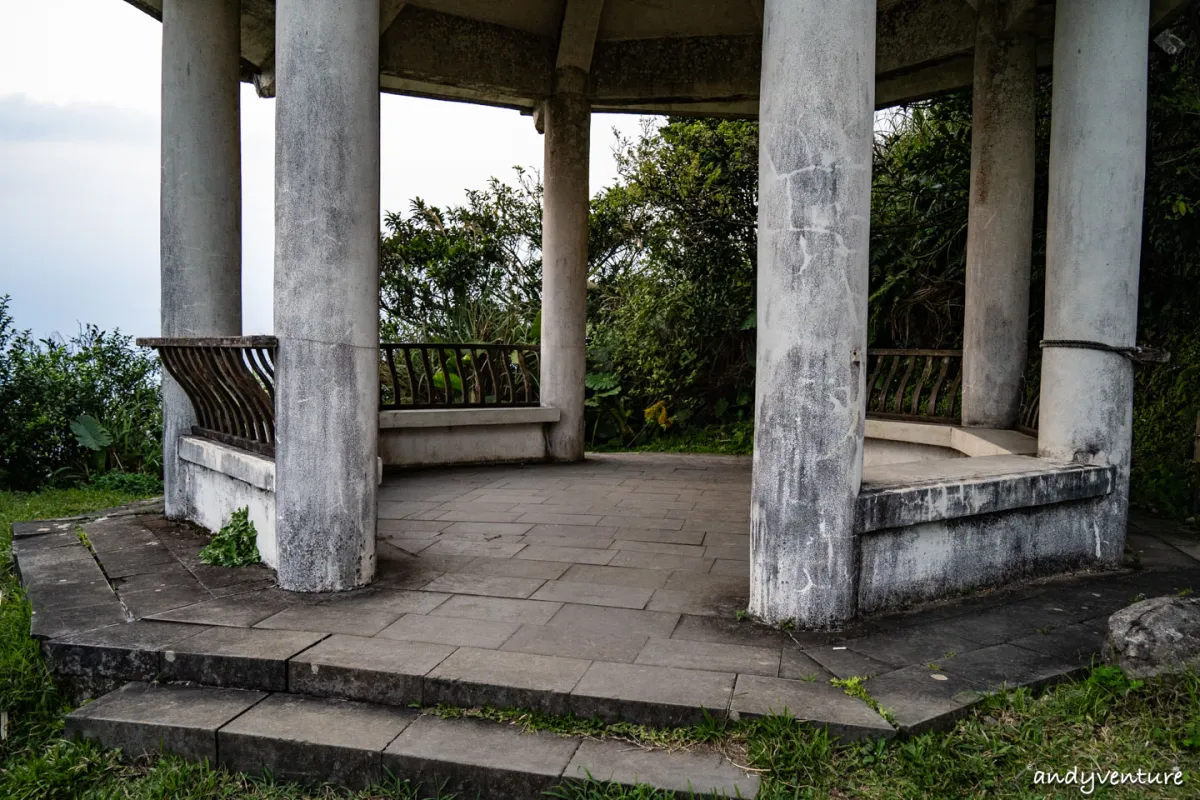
926,357,950,416
892,356,916,414
877,355,901,413
401,346,417,406
909,356,935,416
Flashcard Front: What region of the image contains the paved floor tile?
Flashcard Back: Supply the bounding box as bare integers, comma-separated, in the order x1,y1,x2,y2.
842,625,985,667
516,511,604,526
646,589,746,617
524,524,619,541
865,665,986,734
935,602,1074,646
610,527,705,546
441,521,534,537
377,519,451,535
161,626,327,690
99,547,178,579
547,604,680,638
516,545,617,565
942,643,1080,691
565,739,757,798
599,516,685,531
460,556,570,580
531,580,653,609
609,540,707,557
779,648,836,682
426,648,591,715
662,573,748,595
378,613,520,649
121,582,215,618
422,573,546,599
669,614,791,649
430,595,563,625
610,551,714,572
571,661,734,726
67,682,266,762
383,715,581,800
147,590,298,628
710,560,751,578
804,646,895,679
501,625,648,664
1009,621,1107,666
636,637,781,677
254,590,450,636
435,509,524,523
560,564,669,589
289,634,455,705
730,675,894,740
701,533,751,548
219,693,416,790
704,545,750,561
422,540,528,559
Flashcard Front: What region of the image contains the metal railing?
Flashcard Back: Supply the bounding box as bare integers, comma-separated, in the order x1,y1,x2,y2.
137,339,1037,458
865,348,964,424
379,343,540,410
137,336,278,457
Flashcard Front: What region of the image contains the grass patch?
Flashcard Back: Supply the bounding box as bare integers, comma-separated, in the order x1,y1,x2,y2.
4,488,1200,798
591,421,754,456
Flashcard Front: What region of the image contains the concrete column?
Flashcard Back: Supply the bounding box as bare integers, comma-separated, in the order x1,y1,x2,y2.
1039,0,1149,566
540,67,590,462
962,1,1036,429
274,0,380,592
751,0,875,628
160,0,242,519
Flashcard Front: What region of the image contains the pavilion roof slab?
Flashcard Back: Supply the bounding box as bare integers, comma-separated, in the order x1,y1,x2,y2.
124,0,1193,116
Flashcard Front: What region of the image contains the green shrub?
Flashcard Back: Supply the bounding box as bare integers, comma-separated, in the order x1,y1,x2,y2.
0,296,162,491
198,507,261,568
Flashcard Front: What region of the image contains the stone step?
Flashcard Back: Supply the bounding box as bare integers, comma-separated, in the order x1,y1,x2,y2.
66,682,761,798
45,621,895,741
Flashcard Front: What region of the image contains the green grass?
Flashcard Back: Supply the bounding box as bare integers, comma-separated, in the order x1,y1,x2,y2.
4,488,1200,798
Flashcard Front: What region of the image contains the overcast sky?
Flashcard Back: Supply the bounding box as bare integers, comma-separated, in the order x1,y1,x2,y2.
0,0,647,341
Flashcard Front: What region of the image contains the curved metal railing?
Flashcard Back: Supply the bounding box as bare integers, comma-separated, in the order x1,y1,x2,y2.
137,336,278,457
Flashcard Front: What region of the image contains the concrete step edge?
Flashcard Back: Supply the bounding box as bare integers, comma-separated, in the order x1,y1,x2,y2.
65,681,761,798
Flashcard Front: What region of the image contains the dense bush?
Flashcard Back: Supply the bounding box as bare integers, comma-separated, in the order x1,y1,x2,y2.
0,296,162,491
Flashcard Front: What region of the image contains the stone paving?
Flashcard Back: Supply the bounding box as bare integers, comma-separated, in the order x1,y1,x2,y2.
14,453,1200,795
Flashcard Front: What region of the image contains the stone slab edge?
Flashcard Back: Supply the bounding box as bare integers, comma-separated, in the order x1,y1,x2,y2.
856,463,1115,533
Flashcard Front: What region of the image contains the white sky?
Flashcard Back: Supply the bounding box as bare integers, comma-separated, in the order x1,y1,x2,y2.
0,0,648,339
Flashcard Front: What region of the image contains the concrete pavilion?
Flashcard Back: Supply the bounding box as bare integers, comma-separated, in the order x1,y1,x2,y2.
129,0,1191,629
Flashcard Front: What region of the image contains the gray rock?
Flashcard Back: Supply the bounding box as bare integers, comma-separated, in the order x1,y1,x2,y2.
1104,596,1200,678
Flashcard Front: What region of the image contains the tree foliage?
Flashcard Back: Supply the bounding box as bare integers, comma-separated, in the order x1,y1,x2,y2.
588,118,759,437
379,170,543,344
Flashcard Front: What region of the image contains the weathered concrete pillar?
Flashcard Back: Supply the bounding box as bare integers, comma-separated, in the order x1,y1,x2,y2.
962,1,1036,429
751,0,874,628
274,0,380,591
1039,0,1149,566
540,67,590,462
160,0,242,519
